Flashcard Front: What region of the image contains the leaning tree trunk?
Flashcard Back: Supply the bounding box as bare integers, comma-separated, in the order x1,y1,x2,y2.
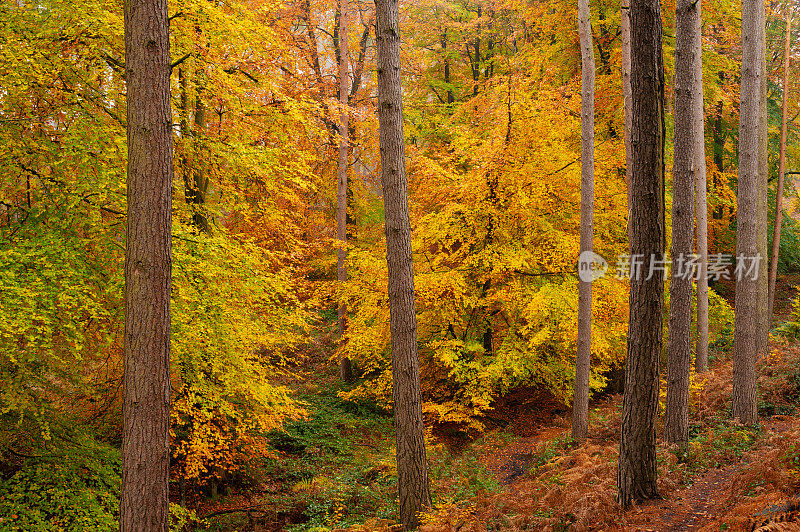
694,0,710,373
665,0,698,447
769,7,792,320
617,0,665,508
572,0,595,443
121,0,173,529
337,0,353,383
375,0,432,528
732,0,764,426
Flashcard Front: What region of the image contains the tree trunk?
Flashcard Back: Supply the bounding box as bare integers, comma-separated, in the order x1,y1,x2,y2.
375,0,432,528
622,0,633,241
572,0,595,443
769,7,791,320
665,0,698,446
694,0,710,373
187,82,210,234
178,68,210,234
732,0,764,426
121,0,173,529
758,2,770,358
338,0,353,383
441,29,454,106
617,0,665,508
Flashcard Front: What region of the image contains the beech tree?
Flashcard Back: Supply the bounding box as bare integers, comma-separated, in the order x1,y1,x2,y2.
375,0,432,527
665,0,698,446
120,0,173,529
621,0,632,233
617,0,665,507
571,0,595,443
694,0,710,373
732,0,764,426
337,0,353,382
769,6,792,319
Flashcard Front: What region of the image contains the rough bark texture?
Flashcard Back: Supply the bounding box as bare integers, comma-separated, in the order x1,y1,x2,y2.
617,0,665,508
769,8,791,320
694,0,710,373
121,0,173,529
757,4,770,359
375,0,432,528
621,0,633,240
572,0,595,443
338,0,353,383
732,0,763,426
665,0,698,446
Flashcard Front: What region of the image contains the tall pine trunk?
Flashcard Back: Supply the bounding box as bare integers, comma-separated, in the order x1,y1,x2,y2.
572,0,595,443
121,0,173,529
375,0,432,527
617,0,665,508
665,0,698,446
694,0,710,373
733,0,764,426
769,7,792,319
622,0,633,239
758,1,770,359
337,0,353,382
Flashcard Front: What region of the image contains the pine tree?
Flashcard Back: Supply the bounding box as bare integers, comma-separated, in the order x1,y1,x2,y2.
120,0,173,528
572,0,595,443
617,0,665,507
665,0,699,446
375,0,432,527
732,0,765,426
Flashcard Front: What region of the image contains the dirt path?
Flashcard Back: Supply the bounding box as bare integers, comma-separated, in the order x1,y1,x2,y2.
627,463,742,531
625,416,794,531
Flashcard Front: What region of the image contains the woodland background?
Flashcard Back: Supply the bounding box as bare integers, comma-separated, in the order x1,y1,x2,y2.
2,0,800,529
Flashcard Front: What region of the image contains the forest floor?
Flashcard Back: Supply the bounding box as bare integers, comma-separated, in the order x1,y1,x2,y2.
197,278,800,531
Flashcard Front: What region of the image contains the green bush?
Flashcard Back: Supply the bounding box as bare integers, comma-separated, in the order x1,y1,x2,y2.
0,438,120,531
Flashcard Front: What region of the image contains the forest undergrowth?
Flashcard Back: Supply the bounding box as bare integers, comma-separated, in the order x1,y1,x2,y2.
180,284,800,532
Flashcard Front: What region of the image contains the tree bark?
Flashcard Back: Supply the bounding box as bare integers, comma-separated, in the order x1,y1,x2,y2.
694,0,710,373
338,0,353,383
732,0,764,426
572,0,595,443
121,0,173,529
617,0,665,508
769,7,791,320
622,0,633,241
187,81,210,234
757,0,770,358
665,0,698,446
375,0,432,528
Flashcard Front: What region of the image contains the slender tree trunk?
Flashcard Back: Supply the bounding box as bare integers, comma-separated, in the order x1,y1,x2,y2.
694,0,710,373
338,0,353,383
622,0,633,242
769,7,792,320
375,0,432,528
617,0,665,508
178,68,210,234
187,82,210,234
121,0,173,529
758,3,770,357
441,29,454,106
665,0,698,446
732,0,764,426
572,0,595,443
